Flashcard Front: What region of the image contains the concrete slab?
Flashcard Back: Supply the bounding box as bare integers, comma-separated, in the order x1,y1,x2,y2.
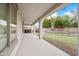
16,33,69,56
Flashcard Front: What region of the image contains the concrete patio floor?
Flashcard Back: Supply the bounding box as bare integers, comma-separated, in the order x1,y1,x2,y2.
15,33,69,56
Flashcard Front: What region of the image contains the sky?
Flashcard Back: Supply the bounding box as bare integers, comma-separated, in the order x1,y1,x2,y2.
49,3,78,18
57,3,77,16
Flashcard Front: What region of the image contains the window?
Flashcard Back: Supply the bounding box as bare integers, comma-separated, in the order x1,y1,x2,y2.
0,4,8,51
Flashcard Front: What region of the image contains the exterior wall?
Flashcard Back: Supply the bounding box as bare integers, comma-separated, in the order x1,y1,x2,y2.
17,11,23,41
10,4,17,43
10,11,23,56
0,4,23,55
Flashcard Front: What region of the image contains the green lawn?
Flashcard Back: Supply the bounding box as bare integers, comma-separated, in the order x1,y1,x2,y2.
43,34,78,47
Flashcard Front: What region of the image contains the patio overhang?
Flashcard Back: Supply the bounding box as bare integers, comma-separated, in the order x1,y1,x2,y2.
17,3,68,25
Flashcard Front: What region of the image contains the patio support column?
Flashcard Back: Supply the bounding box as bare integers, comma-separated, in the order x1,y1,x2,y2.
39,19,43,39
77,4,79,56
33,25,36,35
22,21,24,33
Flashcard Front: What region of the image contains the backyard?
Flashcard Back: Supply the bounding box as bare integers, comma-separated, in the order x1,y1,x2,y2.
43,33,77,47
43,33,78,56
41,3,78,56
34,3,78,56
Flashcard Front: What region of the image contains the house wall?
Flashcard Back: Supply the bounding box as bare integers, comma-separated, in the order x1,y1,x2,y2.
0,3,22,55
10,11,23,56
17,11,23,42
10,4,17,43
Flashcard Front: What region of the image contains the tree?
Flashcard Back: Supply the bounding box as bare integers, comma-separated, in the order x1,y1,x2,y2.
70,16,78,27
62,15,70,28
43,18,52,28
69,10,78,27
54,16,69,28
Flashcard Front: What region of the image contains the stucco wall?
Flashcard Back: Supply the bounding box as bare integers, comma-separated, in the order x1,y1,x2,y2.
10,11,23,55
17,11,23,41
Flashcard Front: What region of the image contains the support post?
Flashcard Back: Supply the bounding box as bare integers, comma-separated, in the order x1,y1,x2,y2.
33,25,36,35
39,19,43,39
77,4,79,56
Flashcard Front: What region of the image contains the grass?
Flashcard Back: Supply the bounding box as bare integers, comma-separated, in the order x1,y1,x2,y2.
43,34,78,47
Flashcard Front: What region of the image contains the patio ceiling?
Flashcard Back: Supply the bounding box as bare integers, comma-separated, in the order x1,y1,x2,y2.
18,3,68,25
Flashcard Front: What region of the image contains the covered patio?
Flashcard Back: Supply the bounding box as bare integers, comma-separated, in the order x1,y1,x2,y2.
12,33,69,56
10,3,79,56
0,3,79,56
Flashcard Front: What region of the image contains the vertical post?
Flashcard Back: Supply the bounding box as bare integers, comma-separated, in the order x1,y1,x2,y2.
33,25,36,35
39,19,43,39
77,4,79,56
22,21,24,33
